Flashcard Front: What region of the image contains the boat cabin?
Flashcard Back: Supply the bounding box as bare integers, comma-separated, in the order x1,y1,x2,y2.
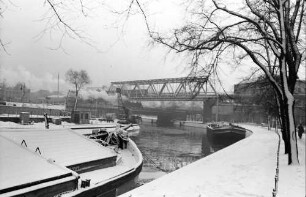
71,110,91,124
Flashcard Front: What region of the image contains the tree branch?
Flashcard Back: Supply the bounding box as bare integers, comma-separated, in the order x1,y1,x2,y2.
0,37,10,55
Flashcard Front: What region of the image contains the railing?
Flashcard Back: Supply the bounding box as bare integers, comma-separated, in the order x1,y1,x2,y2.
272,127,281,197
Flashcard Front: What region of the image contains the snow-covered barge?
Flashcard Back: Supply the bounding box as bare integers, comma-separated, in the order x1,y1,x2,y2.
0,126,143,197
206,123,246,147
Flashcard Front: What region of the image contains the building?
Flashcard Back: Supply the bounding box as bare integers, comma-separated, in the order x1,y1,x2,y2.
233,80,306,124
0,83,31,102
65,97,116,118
294,80,306,124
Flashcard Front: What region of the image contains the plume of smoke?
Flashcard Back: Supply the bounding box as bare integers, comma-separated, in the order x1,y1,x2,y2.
142,101,203,110
78,87,203,110
1,65,69,92
79,87,122,105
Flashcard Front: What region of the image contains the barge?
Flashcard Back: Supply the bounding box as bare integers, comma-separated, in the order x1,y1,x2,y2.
206,123,247,149
0,125,143,197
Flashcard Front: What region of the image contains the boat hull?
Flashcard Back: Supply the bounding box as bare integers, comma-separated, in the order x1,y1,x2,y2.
72,140,143,197
207,124,246,149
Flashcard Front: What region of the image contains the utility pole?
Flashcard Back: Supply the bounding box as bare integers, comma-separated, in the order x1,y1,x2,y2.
57,73,60,100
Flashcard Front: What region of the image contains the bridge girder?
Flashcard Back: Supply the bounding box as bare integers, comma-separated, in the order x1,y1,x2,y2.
107,76,219,101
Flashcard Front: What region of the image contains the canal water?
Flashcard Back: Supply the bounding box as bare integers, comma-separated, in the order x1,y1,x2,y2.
130,122,245,186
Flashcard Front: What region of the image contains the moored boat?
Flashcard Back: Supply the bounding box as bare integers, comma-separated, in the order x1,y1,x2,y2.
0,123,143,197
207,123,246,135
70,120,140,136
206,123,246,148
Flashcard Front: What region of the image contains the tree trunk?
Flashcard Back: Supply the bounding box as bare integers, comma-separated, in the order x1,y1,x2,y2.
278,99,290,154
278,0,299,165
73,97,78,112
73,90,78,112
277,86,299,164
280,89,299,165
285,92,299,165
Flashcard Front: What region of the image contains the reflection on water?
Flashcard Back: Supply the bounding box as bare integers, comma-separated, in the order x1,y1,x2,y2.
130,122,246,185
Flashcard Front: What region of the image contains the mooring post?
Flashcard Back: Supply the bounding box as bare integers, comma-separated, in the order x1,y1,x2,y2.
272,189,276,197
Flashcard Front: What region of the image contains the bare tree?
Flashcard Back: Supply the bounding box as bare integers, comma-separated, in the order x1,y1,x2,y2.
1,0,304,164
0,0,12,54
235,76,280,121
65,69,91,111
0,0,99,53
139,0,305,165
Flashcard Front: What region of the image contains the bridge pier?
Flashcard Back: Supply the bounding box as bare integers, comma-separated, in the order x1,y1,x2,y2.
203,100,205,123
202,99,216,123
156,111,187,126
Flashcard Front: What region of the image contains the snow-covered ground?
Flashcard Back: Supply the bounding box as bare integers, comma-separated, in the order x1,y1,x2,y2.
0,121,304,196
120,124,305,197
5,102,65,110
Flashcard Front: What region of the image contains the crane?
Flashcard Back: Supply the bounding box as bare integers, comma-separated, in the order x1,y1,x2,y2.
116,88,141,124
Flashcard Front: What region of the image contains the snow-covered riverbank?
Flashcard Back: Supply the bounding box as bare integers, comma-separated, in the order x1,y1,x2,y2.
120,124,305,197
0,121,76,129
5,102,65,110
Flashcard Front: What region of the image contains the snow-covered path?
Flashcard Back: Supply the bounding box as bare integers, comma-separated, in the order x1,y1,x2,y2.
278,131,305,197
120,124,305,197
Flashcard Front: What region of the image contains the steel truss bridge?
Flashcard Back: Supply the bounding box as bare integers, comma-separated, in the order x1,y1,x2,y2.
107,76,221,101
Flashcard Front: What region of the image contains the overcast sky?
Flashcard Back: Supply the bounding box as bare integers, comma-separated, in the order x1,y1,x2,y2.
1,0,303,94
0,0,190,92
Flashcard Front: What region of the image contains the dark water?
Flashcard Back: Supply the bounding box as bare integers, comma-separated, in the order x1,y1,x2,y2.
130,122,244,185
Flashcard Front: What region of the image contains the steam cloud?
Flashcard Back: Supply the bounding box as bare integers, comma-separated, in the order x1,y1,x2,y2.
79,87,122,105
1,65,69,92
0,66,203,110
142,101,203,110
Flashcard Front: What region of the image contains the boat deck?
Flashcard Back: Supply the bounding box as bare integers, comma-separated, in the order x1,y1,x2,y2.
0,128,117,170
68,123,116,130
71,125,140,136
79,148,138,184
62,140,143,197
0,135,78,196
0,123,143,197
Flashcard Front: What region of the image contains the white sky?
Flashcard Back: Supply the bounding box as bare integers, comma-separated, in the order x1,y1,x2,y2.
0,0,190,92
1,0,304,94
